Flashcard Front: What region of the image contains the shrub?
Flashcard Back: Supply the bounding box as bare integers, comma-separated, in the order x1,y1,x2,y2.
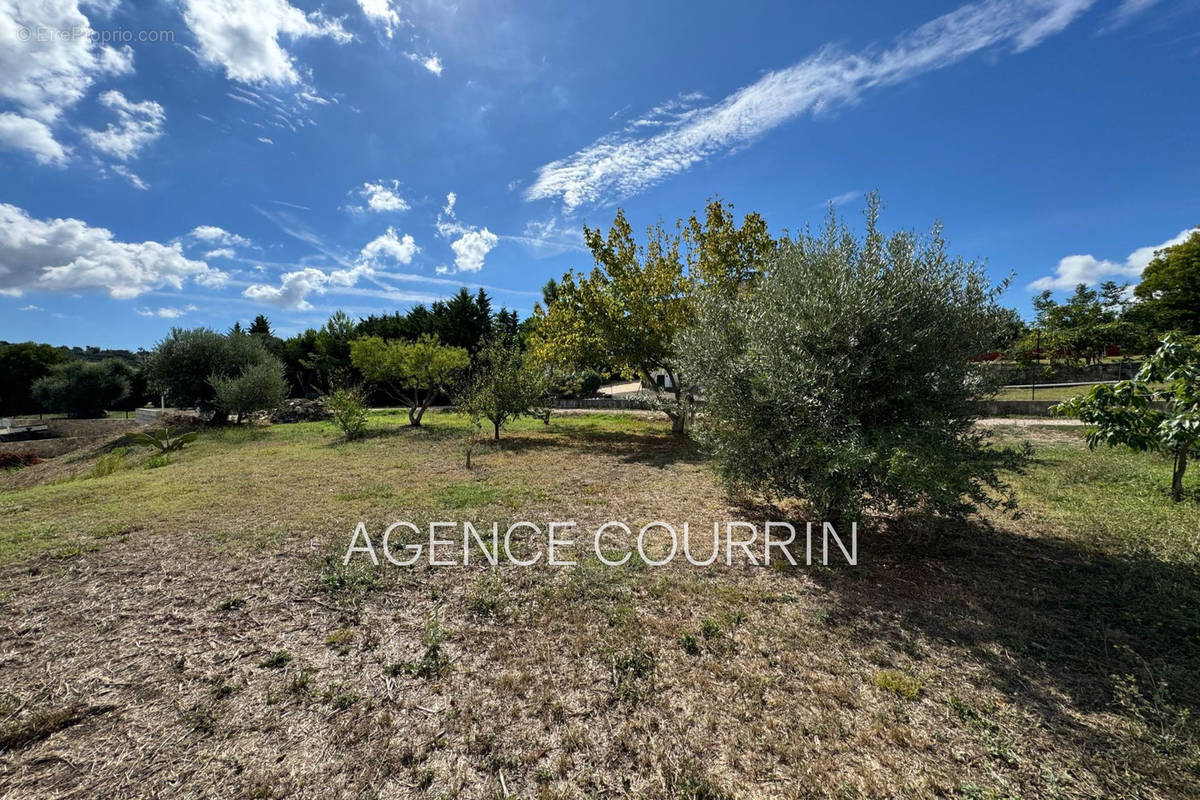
679,196,1021,522
0,450,40,470
210,358,288,423
31,359,131,418
323,386,369,440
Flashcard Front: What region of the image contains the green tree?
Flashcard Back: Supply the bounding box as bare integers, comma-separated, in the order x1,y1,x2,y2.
210,358,289,423
455,337,548,440
1032,283,1141,364
1056,334,1200,501
0,341,69,415
679,199,1020,522
1134,229,1200,337
350,334,470,426
31,359,132,418
144,328,277,416
248,314,273,336
299,311,359,393
532,198,773,434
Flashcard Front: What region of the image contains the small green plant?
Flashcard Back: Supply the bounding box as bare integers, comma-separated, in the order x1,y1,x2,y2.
873,669,923,700
466,572,507,619
122,426,198,454
91,447,127,477
610,646,656,704
700,618,722,640
392,608,450,679
679,633,700,655
325,628,355,653
144,452,170,469
260,650,292,669
323,386,369,441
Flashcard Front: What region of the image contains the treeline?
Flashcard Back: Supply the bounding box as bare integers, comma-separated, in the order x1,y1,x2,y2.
1,286,599,419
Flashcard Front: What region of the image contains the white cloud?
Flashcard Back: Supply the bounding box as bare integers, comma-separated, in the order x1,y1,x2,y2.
0,112,68,164
349,180,410,213
203,248,237,260
181,0,351,85
1028,227,1200,291
434,192,499,273
19,304,41,311
526,0,1096,212
83,90,165,161
137,304,198,318
358,0,401,35
0,203,225,298
360,227,419,264
406,51,443,76
448,229,498,274
188,225,252,247
0,0,134,162
110,164,148,190
243,227,420,309
257,136,274,144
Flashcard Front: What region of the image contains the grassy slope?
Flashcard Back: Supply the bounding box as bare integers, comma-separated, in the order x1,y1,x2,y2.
0,412,1197,799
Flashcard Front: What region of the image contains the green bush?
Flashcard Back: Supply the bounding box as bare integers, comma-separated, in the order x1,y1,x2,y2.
323,386,369,441
144,328,279,417
680,196,1021,522
31,359,131,418
210,358,288,423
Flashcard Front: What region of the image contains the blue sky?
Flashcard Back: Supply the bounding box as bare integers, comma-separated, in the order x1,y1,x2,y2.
2,0,1198,349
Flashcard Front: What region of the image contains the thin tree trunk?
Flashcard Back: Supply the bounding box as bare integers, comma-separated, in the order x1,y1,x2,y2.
1172,448,1188,502
493,421,500,440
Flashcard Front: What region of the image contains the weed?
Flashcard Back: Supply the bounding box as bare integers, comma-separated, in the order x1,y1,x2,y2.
610,645,656,704
679,633,700,656
91,447,127,478
873,669,923,700
260,650,292,669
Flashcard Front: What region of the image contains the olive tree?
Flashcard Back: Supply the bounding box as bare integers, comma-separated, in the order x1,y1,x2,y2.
349,334,470,426
145,328,276,416
32,359,132,418
455,337,548,440
679,198,1020,522
210,359,289,424
1056,334,1200,501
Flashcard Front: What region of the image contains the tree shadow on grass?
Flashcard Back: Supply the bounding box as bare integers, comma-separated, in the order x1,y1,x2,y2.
790,513,1200,792
490,425,706,468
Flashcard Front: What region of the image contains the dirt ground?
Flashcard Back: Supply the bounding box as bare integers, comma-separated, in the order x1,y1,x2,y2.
0,413,1194,799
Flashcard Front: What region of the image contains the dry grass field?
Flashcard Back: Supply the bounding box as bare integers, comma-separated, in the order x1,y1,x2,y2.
0,411,1197,799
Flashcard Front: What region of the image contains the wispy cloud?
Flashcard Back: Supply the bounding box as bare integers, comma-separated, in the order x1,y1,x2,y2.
526,0,1096,213
1102,0,1160,31
1028,226,1198,291
821,190,863,208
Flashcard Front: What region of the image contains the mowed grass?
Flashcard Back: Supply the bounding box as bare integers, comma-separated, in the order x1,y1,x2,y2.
0,412,1197,798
